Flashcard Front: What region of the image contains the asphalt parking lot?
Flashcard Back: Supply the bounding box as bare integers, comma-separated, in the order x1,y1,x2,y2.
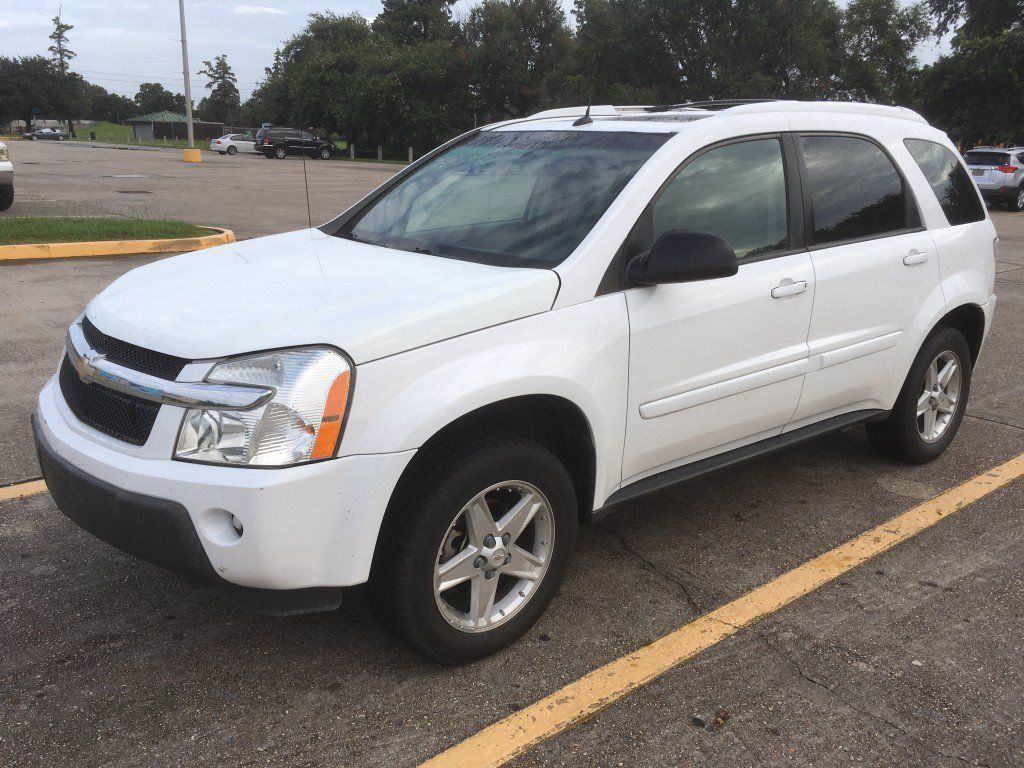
2,143,1024,767
4,140,402,239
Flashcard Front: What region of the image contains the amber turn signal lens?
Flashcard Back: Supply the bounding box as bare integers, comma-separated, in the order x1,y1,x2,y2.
311,370,351,459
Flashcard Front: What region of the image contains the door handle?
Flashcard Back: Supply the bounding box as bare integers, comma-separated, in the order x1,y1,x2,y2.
903,249,929,266
771,279,808,299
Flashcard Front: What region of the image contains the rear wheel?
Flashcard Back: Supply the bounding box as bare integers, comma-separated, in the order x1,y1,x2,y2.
1010,185,1024,213
374,433,577,664
0,185,13,211
866,326,972,464
218,151,227,155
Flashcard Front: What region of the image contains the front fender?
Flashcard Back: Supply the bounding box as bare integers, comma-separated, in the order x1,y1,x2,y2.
340,294,630,509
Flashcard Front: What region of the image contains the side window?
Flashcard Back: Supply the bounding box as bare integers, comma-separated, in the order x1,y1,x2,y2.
301,132,315,141
798,135,908,245
652,138,789,258
904,139,985,226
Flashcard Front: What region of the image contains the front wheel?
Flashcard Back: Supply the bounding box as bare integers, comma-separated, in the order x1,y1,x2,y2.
0,185,13,211
866,326,972,463
374,433,577,664
318,146,332,160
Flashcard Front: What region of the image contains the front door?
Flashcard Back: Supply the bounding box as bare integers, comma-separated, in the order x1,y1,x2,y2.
622,136,815,483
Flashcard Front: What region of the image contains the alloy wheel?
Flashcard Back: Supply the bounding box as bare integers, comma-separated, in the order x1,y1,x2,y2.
433,481,554,633
917,350,962,442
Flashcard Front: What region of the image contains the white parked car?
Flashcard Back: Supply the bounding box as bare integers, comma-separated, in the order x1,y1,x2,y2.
0,141,13,211
35,101,996,663
209,133,256,155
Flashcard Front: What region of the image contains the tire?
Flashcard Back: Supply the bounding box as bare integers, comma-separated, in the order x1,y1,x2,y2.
866,326,972,464
274,146,287,159
227,145,237,156
0,185,13,212
29,135,37,141
373,432,578,664
218,151,227,155
318,146,332,160
57,135,65,141
263,151,274,159
1010,185,1024,213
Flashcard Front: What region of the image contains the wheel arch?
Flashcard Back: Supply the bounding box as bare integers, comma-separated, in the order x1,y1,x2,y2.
383,394,597,523
937,302,986,366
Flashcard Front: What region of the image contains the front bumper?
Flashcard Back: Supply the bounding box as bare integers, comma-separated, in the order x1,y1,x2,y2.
35,375,416,603
0,167,12,187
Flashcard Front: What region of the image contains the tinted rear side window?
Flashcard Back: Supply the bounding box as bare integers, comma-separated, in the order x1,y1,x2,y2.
964,151,1009,166
798,135,908,245
905,139,985,226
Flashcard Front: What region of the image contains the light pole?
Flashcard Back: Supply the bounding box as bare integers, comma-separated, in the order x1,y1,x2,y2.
178,0,198,160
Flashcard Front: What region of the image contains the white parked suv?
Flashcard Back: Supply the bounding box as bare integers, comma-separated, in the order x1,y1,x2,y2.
34,101,997,663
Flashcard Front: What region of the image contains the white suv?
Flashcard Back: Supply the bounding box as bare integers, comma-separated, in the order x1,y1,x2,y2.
34,101,997,663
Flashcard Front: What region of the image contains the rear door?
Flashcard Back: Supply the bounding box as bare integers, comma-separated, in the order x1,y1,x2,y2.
622,135,815,482
789,133,941,427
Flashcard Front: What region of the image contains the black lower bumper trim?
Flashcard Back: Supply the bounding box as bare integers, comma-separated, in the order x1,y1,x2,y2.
32,412,343,616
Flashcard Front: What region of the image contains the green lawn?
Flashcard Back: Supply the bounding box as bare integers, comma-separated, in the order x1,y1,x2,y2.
0,217,214,245
72,122,198,149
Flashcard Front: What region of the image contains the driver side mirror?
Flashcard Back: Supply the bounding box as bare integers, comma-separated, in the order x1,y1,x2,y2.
626,230,739,286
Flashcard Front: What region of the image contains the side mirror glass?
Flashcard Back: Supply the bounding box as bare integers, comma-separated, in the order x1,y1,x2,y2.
626,230,739,286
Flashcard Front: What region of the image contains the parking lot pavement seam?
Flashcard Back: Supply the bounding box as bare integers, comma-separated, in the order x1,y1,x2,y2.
734,620,994,768
965,413,1024,431
419,451,1024,768
593,522,705,614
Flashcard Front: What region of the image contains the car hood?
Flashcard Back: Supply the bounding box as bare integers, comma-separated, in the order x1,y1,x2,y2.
85,229,560,365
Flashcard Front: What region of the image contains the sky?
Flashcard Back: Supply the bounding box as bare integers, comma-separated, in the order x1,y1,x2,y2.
0,0,951,103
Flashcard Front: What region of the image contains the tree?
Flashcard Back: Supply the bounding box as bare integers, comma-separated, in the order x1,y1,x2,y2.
0,56,62,128
197,55,241,122
372,0,458,45
48,11,76,74
927,0,1022,39
133,82,186,115
917,32,1024,146
839,0,931,103
465,0,572,120
85,83,136,123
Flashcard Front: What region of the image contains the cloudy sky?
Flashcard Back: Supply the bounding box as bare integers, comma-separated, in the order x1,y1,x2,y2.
1,0,950,102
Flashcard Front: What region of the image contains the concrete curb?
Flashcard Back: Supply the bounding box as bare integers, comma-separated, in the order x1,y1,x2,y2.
0,227,235,262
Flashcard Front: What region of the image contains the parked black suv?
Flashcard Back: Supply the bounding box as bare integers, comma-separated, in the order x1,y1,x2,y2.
256,127,334,160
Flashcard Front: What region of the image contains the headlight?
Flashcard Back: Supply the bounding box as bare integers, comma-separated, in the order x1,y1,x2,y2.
174,347,352,467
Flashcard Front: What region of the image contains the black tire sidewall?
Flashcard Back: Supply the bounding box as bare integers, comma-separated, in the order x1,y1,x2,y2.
892,327,972,462
382,436,577,664
0,186,12,211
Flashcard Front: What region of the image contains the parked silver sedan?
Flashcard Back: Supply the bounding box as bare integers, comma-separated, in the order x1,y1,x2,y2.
209,134,257,156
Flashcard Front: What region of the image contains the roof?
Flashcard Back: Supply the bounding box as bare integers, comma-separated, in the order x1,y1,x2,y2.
128,111,188,123
495,100,930,134
128,111,221,125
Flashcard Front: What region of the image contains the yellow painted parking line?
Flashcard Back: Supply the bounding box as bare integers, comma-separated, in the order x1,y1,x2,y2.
0,479,47,502
421,451,1024,768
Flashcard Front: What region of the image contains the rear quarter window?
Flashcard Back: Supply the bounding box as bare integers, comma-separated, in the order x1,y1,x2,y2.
905,139,985,226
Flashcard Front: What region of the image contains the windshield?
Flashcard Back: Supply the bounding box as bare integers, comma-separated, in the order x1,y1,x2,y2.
964,151,1010,166
341,130,671,268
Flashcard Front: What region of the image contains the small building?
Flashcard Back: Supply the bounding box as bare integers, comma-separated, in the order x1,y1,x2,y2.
128,112,224,142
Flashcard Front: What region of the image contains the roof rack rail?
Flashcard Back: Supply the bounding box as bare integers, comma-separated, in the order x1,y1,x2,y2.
645,98,775,113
